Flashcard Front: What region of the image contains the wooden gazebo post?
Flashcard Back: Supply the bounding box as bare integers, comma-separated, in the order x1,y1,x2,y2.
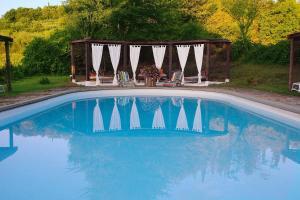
288,32,300,90
0,35,13,92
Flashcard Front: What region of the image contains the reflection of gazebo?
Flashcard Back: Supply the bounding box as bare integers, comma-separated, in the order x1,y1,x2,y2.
0,128,17,162
288,32,300,91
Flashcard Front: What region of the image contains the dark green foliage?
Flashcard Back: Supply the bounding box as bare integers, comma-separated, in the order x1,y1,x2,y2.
22,37,70,75
39,77,51,84
243,41,289,65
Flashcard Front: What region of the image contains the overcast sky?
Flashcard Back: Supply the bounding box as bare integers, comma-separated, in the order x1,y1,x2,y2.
0,0,63,17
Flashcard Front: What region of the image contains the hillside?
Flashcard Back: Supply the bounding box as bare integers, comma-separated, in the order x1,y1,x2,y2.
0,6,66,67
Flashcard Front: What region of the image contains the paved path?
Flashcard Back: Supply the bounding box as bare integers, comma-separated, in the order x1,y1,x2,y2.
0,86,300,114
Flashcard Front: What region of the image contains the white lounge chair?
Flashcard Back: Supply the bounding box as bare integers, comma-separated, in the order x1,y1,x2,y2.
292,82,300,92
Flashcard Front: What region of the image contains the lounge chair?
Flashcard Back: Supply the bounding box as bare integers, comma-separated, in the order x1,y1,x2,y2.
118,71,133,87
292,82,300,92
162,71,183,87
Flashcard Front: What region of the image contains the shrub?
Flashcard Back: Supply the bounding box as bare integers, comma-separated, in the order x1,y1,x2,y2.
39,77,50,85
232,40,289,65
22,37,69,76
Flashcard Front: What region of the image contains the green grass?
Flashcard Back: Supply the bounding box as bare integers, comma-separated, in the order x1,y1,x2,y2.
222,63,300,96
1,76,70,96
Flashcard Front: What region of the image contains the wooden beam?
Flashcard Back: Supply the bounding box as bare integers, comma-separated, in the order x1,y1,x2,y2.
70,43,75,80
225,43,231,80
123,44,128,71
168,43,173,79
205,43,210,81
289,38,294,90
85,42,90,81
5,41,12,92
0,35,13,42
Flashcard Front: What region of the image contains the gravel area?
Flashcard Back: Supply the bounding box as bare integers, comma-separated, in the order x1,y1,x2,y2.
0,86,300,114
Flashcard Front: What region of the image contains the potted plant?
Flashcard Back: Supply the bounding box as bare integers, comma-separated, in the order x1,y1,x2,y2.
141,66,160,87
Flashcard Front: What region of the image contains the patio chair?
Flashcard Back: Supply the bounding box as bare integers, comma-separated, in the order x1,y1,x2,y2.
118,71,133,87
162,71,183,87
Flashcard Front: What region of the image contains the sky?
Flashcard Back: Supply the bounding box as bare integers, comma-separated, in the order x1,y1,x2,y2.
0,0,63,16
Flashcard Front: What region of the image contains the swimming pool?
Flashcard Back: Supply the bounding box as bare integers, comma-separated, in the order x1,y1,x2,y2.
0,90,300,200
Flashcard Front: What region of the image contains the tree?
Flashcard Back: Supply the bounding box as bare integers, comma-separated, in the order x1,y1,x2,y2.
221,0,265,49
257,0,300,45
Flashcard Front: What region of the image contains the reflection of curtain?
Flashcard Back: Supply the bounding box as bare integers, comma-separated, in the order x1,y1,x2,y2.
130,97,141,130
92,44,104,85
176,99,188,131
108,44,121,85
152,45,166,70
152,105,165,129
193,99,202,133
130,45,141,83
176,45,190,84
93,99,104,132
194,44,204,84
109,98,121,131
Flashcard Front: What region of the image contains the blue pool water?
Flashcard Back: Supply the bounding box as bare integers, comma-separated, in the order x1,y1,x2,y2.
0,96,300,200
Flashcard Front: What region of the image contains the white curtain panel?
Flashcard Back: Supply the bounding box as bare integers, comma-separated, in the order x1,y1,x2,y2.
108,44,121,85
92,44,104,85
93,99,104,132
109,98,121,131
152,45,166,70
193,99,203,133
152,105,165,129
130,97,141,130
130,45,141,83
176,45,190,84
194,44,205,84
176,99,189,131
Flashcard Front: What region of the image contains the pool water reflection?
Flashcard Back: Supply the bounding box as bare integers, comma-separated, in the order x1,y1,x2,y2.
0,96,300,200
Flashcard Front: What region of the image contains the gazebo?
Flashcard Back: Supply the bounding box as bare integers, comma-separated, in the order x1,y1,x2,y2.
288,32,300,91
0,35,13,92
70,39,231,86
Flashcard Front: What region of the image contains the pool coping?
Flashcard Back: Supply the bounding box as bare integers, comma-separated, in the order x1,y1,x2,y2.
1,87,300,114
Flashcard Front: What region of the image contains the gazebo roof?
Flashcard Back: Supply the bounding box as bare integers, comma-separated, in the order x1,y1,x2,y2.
288,32,300,39
0,35,13,42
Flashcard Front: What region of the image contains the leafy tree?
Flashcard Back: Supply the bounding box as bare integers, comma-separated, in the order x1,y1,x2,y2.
257,0,300,45
221,0,266,49
22,37,69,75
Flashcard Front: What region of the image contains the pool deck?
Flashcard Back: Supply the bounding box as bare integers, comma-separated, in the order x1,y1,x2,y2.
0,86,300,114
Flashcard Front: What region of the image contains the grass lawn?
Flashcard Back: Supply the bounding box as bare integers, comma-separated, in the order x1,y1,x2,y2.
222,63,300,96
1,76,71,96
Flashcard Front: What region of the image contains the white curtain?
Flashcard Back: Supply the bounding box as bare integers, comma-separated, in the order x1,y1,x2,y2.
194,44,205,84
130,97,141,130
176,45,190,85
152,105,165,129
130,45,141,83
109,97,121,131
93,99,104,132
193,99,203,133
92,44,104,85
108,44,121,86
152,45,166,70
176,99,189,131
